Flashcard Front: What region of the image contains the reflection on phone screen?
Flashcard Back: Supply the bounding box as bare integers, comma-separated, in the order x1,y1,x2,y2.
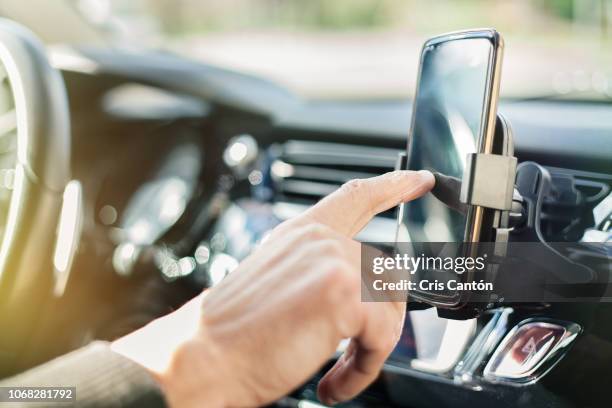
398,38,493,243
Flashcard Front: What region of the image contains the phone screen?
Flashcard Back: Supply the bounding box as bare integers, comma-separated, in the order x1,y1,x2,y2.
397,36,496,244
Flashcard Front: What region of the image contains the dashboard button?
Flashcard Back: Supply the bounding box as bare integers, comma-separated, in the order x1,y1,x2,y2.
484,320,580,384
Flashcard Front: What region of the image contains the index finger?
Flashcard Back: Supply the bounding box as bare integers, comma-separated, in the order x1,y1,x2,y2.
303,170,434,237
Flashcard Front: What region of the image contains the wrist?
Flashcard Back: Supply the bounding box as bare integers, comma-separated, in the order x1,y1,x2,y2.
111,295,227,407
155,338,227,408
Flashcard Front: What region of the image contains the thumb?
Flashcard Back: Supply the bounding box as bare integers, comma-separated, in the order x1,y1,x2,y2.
303,170,434,237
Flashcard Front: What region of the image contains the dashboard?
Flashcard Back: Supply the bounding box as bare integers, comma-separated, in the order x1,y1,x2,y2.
39,46,612,407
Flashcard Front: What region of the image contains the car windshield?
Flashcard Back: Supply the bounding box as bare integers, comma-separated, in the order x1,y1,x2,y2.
10,0,612,100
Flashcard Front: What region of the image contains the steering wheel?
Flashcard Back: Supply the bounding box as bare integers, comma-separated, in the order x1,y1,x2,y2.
0,19,72,375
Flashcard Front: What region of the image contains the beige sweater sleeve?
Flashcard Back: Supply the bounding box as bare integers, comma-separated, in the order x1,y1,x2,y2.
0,341,167,407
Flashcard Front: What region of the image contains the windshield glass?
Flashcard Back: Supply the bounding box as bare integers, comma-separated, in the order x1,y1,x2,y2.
16,1,612,100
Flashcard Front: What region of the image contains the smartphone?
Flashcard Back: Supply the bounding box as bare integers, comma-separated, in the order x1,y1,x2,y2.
396,29,504,307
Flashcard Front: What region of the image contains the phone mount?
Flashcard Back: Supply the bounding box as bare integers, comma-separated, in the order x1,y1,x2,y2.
460,114,518,241
396,114,607,318
395,112,601,318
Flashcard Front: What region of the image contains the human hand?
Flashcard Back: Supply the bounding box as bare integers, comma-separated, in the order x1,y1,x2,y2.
112,170,434,407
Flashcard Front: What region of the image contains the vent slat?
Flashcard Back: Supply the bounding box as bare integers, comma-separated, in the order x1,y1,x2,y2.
274,161,377,184
269,140,400,218
283,140,399,168
279,179,338,198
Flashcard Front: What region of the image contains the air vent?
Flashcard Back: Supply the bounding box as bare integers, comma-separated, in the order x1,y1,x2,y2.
542,166,612,241
257,140,402,242
269,140,401,216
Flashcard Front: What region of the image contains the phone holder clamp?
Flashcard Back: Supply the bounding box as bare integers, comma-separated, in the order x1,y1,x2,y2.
460,153,517,211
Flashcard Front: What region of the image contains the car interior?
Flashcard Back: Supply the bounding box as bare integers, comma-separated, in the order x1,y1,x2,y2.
0,1,611,407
